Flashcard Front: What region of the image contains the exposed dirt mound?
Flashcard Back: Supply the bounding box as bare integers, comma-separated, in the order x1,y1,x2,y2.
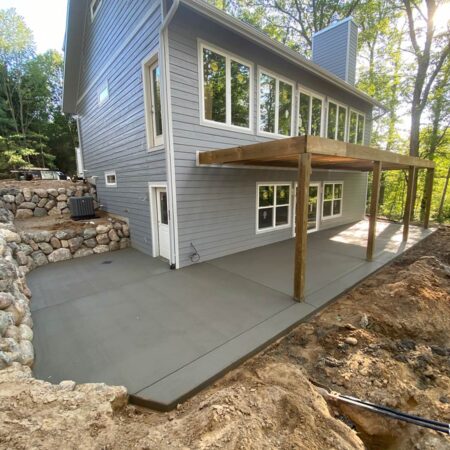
0,227,449,450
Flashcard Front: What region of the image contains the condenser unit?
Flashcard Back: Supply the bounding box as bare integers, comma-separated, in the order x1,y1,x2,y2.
68,196,96,220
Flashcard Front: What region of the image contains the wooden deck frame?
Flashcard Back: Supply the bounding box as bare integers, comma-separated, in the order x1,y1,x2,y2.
198,135,435,300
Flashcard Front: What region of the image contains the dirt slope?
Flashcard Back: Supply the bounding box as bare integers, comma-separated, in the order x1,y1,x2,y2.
0,227,449,450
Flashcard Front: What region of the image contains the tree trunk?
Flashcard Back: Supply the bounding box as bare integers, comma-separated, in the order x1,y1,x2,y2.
438,167,450,221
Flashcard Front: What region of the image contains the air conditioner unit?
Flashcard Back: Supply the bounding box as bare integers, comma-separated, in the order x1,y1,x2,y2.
69,196,96,220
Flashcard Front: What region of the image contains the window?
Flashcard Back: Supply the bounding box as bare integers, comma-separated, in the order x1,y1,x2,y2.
257,183,291,232
105,171,117,187
201,43,252,130
143,54,163,149
259,70,294,136
90,0,102,20
322,182,343,219
298,90,324,136
327,101,347,141
98,81,109,106
348,110,365,145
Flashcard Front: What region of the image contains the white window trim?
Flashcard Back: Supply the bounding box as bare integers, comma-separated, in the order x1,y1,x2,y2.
326,99,348,142
348,108,366,145
90,0,102,21
297,86,325,137
97,80,109,106
257,66,295,138
322,181,344,220
142,51,164,151
198,40,254,133
104,170,117,187
292,181,322,236
256,182,292,234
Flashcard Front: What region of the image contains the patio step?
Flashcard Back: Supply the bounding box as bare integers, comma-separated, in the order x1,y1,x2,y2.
129,301,316,410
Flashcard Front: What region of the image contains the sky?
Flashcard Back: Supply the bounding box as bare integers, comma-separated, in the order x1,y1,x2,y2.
0,0,67,53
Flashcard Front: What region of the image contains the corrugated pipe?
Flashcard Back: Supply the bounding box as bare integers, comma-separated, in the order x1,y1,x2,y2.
315,385,450,435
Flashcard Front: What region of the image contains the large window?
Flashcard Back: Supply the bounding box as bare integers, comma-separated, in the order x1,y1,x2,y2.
298,90,323,136
257,183,291,232
322,182,343,219
327,101,347,141
143,54,163,149
348,110,365,145
201,44,252,130
259,71,294,136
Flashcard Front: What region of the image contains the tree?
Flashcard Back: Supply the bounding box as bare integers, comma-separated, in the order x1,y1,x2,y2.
0,8,77,174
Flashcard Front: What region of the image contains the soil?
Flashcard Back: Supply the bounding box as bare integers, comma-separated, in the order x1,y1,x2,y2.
14,210,111,233
1,227,449,450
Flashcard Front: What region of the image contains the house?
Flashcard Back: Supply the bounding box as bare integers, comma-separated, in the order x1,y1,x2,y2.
63,0,434,299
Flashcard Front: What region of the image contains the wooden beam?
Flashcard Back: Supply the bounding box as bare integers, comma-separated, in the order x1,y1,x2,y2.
423,167,435,229
366,161,382,261
293,152,311,301
403,166,416,241
198,136,306,165
306,136,435,169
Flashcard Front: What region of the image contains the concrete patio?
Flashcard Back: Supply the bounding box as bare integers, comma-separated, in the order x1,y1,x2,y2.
29,220,433,409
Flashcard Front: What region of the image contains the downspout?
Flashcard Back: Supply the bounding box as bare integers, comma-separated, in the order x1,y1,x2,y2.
159,0,180,268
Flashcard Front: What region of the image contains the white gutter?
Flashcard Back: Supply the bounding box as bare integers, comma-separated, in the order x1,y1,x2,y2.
180,0,385,110
160,0,180,268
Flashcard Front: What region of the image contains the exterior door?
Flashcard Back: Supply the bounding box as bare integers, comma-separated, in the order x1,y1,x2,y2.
156,188,170,259
293,182,321,235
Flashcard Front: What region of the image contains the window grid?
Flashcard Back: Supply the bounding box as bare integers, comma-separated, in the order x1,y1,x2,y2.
322,182,343,219
327,100,348,142
256,183,291,232
298,89,324,137
349,110,365,145
201,43,253,131
258,69,294,137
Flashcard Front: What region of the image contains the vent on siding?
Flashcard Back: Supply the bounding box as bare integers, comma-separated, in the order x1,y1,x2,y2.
68,196,96,220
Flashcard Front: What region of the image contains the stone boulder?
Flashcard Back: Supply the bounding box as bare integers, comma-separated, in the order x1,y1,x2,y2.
83,228,97,240
33,189,48,198
96,233,109,245
0,293,13,310
33,207,47,217
38,242,54,255
45,200,56,210
96,224,112,234
3,195,15,203
31,251,48,267
93,245,109,254
18,202,35,210
84,238,97,248
55,229,77,240
15,209,33,220
50,237,61,249
15,193,24,204
73,248,94,258
68,237,83,253
48,248,72,263
1,230,21,243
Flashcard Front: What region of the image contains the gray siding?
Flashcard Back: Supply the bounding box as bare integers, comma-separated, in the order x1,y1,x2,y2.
312,18,358,85
168,8,370,267
77,0,166,256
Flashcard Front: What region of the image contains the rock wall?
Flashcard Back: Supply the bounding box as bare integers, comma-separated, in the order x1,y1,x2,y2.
0,183,96,219
0,209,130,370
17,222,130,275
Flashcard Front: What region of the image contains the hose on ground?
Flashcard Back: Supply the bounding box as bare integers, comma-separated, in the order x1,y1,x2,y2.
313,384,450,435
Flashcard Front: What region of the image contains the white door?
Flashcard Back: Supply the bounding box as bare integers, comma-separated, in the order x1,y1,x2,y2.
156,188,170,259
293,182,321,235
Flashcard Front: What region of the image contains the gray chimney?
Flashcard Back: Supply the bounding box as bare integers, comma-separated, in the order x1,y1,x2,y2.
312,17,358,85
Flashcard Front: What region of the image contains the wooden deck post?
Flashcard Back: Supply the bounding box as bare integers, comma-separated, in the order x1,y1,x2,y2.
366,161,382,262
403,166,416,241
423,167,434,229
293,152,311,301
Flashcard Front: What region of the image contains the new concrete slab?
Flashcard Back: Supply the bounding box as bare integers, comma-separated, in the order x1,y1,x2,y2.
29,220,434,409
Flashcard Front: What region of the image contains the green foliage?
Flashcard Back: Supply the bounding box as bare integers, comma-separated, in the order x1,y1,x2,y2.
0,8,76,175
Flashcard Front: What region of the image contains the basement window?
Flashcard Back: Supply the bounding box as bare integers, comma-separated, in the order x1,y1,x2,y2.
90,0,102,21
105,170,117,187
257,183,291,232
322,182,343,219
98,81,109,106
